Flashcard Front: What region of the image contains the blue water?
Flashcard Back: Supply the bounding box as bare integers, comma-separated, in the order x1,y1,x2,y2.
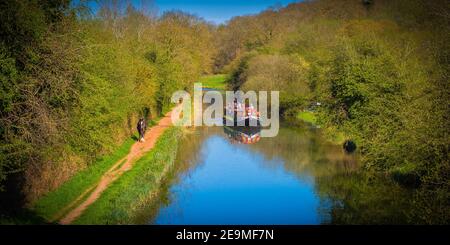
152,131,327,224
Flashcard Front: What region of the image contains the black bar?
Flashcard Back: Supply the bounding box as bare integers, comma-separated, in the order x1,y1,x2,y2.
0,225,449,244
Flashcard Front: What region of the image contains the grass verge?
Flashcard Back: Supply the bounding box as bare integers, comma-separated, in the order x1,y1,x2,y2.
32,137,135,221
297,111,317,125
199,74,228,90
73,127,182,224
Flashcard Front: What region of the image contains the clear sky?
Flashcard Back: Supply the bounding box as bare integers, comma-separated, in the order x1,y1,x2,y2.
154,0,300,24
81,0,301,24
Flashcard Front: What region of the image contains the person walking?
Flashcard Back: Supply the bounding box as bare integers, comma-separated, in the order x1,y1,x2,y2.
137,117,146,142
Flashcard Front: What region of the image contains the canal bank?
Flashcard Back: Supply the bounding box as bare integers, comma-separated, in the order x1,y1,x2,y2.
73,127,183,224
32,107,184,224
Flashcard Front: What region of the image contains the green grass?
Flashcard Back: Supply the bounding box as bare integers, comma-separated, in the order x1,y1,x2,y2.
297,111,317,125
32,137,135,221
296,111,346,145
73,127,182,224
326,129,346,145
198,74,228,90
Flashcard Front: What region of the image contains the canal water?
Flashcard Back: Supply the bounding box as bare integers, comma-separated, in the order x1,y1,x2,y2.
134,120,362,224
132,117,419,224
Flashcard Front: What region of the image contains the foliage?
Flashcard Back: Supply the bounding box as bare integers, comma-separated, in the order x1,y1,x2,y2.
0,1,215,203
220,0,450,222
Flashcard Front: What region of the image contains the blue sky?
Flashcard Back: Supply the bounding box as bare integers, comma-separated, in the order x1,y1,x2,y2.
83,0,301,24
154,0,300,24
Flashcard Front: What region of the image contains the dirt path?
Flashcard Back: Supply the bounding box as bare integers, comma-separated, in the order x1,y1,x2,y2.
59,106,179,224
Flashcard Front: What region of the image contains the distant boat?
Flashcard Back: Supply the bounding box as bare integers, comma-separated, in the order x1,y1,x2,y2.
223,114,261,127
223,106,261,127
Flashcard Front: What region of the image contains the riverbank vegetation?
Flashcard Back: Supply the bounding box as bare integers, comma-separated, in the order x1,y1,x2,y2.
297,111,317,125
216,0,449,223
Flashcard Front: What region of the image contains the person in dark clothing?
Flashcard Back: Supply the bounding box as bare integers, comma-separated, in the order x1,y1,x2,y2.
137,117,146,142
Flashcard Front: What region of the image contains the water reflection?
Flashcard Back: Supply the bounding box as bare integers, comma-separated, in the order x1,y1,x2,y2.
223,126,261,145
